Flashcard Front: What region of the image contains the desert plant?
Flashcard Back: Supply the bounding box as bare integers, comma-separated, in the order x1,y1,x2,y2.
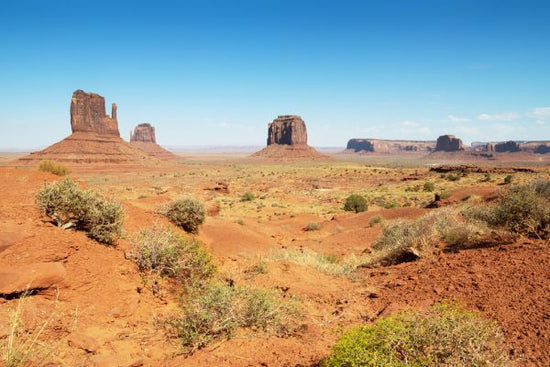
241,192,255,202
503,175,513,185
305,222,321,231
128,225,215,287
323,301,510,367
369,215,382,227
343,194,368,213
38,160,70,176
268,247,363,276
36,178,123,245
163,198,206,234
166,282,299,353
423,181,435,192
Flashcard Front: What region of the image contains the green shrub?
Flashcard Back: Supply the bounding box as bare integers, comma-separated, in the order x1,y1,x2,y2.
163,198,206,234
128,225,215,287
305,222,321,231
38,160,70,176
423,181,435,192
36,178,123,245
241,192,255,202
446,174,460,182
167,282,299,353
503,175,513,185
439,191,452,200
464,180,550,238
324,302,509,367
369,215,382,227
343,194,368,213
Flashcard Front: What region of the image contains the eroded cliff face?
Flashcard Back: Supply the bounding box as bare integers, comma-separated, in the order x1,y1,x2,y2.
495,141,520,153
70,90,119,136
435,135,464,152
346,139,435,153
267,115,307,146
130,123,156,143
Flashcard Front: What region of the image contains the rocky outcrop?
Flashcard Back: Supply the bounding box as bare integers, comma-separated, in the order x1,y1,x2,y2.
267,115,307,145
130,123,156,143
252,115,327,159
435,135,464,152
129,123,178,160
519,141,550,154
346,139,435,153
0,262,66,295
495,141,520,153
70,90,119,136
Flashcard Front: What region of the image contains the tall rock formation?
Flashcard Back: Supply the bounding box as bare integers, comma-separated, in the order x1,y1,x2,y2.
435,135,464,152
70,90,119,136
267,115,308,146
14,90,167,170
129,123,178,160
495,141,520,153
252,115,327,159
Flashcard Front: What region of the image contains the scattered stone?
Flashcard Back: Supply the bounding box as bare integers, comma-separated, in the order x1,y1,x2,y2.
0,262,66,295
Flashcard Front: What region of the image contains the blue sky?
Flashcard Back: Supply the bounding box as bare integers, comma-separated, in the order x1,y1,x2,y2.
1,0,549,149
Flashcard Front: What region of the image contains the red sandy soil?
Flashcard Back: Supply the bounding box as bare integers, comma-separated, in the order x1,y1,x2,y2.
0,166,548,366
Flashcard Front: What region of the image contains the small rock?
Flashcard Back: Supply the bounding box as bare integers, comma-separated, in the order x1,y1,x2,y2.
68,333,100,354
0,262,66,295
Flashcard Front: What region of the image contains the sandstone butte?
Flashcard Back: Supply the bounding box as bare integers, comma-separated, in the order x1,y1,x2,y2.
435,135,465,152
345,139,436,154
252,115,328,159
13,90,169,171
129,123,178,160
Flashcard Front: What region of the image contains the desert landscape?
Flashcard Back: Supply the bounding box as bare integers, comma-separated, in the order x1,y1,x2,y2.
2,2,550,367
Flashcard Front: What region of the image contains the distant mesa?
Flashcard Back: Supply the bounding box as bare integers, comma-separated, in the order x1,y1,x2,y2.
252,115,327,159
14,90,167,170
435,135,464,152
346,139,435,154
472,140,550,154
130,123,178,160
495,141,520,153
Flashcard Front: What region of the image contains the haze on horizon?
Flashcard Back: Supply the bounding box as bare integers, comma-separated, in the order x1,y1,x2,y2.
1,0,549,151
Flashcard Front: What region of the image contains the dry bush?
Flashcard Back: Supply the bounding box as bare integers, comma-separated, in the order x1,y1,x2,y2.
268,247,363,276
165,282,300,354
163,198,206,234
36,178,123,245
343,194,368,213
323,301,510,367
305,222,321,231
38,160,70,176
128,225,215,288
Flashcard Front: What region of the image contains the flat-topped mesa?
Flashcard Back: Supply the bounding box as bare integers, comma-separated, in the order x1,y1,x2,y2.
346,139,436,153
495,141,520,153
70,90,119,136
435,135,464,152
267,115,307,146
130,123,156,143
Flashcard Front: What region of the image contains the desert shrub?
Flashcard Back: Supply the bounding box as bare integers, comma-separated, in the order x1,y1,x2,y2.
423,181,435,192
36,178,123,244
167,282,299,353
38,160,70,176
369,215,383,227
128,225,215,287
163,198,206,234
446,174,460,182
343,194,368,213
241,192,255,202
305,222,321,231
439,191,452,200
480,173,492,182
369,208,487,266
503,175,513,185
464,180,550,238
268,247,363,276
323,301,509,367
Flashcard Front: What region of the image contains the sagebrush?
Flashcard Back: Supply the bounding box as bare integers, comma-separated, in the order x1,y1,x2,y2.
163,198,206,234
38,160,70,176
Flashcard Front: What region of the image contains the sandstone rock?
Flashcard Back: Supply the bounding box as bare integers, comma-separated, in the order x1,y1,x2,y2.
346,139,435,153
267,115,307,145
68,333,100,353
70,90,119,136
495,141,520,153
435,135,464,152
534,144,550,154
0,262,66,295
346,139,374,152
130,123,156,143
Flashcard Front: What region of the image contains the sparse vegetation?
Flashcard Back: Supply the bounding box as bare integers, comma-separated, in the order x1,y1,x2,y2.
166,282,299,354
305,222,321,231
503,174,514,185
324,301,510,367
369,215,382,227
343,194,368,213
128,225,215,288
268,247,363,276
38,160,70,176
423,181,435,192
163,198,206,234
241,192,255,202
36,178,123,245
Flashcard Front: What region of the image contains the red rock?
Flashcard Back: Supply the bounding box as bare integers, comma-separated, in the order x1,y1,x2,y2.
267,115,308,145
346,139,436,153
0,262,66,295
495,141,520,153
130,123,156,143
435,135,464,152
70,90,119,136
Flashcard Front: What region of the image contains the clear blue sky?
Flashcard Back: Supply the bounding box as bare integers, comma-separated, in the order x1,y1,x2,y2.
1,0,549,149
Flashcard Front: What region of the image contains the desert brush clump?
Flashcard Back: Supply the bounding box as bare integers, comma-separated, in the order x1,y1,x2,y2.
38,160,70,176
268,247,364,276
128,225,215,288
323,301,510,367
36,178,123,245
163,198,206,234
165,281,300,354
305,222,321,231
464,179,550,239
343,194,368,213
240,192,255,202
368,208,488,266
